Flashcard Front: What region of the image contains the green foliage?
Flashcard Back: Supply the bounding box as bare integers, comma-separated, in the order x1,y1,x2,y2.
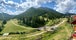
1,20,35,33
46,18,61,26
15,7,64,28
23,16,46,28
41,21,73,40
2,20,7,24
0,20,7,32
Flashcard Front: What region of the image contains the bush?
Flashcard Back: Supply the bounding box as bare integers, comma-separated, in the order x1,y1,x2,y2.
9,32,15,34
20,32,26,34
9,32,26,35
2,20,7,24
0,33,3,35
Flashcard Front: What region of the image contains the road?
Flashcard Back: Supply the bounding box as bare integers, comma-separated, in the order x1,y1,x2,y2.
38,19,67,31
0,18,67,39
26,19,67,38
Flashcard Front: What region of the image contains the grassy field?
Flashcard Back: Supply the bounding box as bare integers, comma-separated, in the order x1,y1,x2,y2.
1,20,36,33
46,18,62,26
0,19,43,40
0,18,73,40
41,20,73,40
1,18,62,33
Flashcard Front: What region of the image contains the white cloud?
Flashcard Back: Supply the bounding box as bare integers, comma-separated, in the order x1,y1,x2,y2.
0,0,53,15
0,0,76,15
7,1,14,4
54,0,76,13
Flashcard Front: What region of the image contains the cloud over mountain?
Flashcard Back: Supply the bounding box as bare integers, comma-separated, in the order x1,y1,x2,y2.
0,0,76,15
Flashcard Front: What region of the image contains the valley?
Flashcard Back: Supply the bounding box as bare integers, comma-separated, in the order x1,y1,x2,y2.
0,7,74,40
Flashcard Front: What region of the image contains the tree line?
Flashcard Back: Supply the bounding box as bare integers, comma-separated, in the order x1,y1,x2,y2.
15,7,65,28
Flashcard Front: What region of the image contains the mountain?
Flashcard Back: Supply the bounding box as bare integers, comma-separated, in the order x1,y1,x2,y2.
14,7,64,28
0,13,15,20
15,7,64,19
64,13,76,16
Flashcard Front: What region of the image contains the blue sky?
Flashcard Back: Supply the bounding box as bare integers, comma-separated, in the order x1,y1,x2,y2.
41,1,56,9
0,0,76,15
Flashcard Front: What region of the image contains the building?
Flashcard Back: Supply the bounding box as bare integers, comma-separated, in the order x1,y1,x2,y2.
70,15,76,40
3,33,9,36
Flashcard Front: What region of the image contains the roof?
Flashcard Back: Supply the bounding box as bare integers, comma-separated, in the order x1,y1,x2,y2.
3,33,9,36
73,34,76,37
71,20,76,24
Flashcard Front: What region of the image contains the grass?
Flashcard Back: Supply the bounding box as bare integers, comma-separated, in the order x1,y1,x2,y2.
0,19,43,40
0,29,43,40
1,20,36,33
0,18,72,40
41,20,73,40
46,18,62,26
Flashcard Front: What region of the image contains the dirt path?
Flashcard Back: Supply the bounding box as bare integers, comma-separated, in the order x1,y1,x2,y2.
0,19,67,40
53,27,70,40
47,19,67,40
11,20,36,29
52,19,67,28
64,26,71,37
26,19,67,38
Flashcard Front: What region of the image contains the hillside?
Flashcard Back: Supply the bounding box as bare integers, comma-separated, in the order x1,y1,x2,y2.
14,7,64,28
0,18,73,40
0,7,73,40
0,13,15,20
15,7,64,18
1,19,36,33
